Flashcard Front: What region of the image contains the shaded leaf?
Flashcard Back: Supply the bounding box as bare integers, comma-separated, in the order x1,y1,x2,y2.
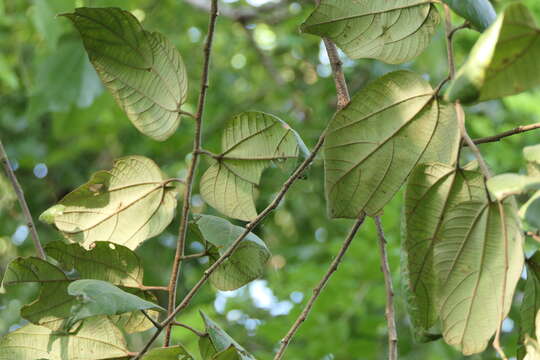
301,0,440,64
199,334,218,360
324,70,460,218
142,345,194,360
402,162,485,336
446,3,540,104
519,253,540,360
192,215,270,291
213,346,241,360
200,311,256,360
0,317,128,359
434,201,524,355
521,192,540,230
442,0,496,31
41,156,177,250
62,7,188,141
200,112,303,221
487,173,540,200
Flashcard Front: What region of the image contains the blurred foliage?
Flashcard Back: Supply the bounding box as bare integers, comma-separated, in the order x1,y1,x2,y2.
1,0,540,359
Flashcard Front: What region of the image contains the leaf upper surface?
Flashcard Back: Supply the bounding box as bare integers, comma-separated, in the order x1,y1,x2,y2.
442,0,496,31
519,253,540,360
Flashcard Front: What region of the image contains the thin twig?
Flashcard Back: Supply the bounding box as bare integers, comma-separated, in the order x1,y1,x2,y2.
323,38,350,111
0,139,46,259
374,216,398,360
164,0,219,346
140,285,169,292
141,310,162,329
178,110,196,119
273,213,366,360
471,123,540,145
171,321,206,337
180,252,207,260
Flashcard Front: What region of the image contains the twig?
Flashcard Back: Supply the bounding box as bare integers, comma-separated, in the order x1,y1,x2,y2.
180,252,207,260
171,321,205,337
374,216,398,360
196,149,221,159
140,285,169,292
322,39,350,111
141,310,162,329
471,123,540,145
164,0,219,346
178,110,196,119
0,139,46,259
273,213,366,360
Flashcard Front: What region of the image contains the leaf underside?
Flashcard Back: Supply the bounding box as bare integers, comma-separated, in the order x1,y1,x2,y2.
442,0,496,31
519,253,540,360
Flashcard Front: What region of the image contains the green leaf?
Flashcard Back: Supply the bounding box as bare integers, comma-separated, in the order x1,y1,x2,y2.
200,112,303,221
67,279,163,325
442,0,496,31
192,215,270,291
2,241,159,332
519,253,540,360
525,144,540,177
521,192,540,229
487,173,540,200
41,156,177,250
213,347,241,360
324,70,460,218
0,317,129,359
200,311,256,360
301,0,440,64
199,334,218,360
434,201,524,355
142,345,194,360
402,162,485,336
446,3,540,104
62,7,188,141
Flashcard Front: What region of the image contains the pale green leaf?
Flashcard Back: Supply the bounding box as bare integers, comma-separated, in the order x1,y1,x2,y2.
442,0,496,31
213,347,241,360
62,7,188,141
487,173,540,200
435,201,524,355
519,253,540,360
200,112,302,221
324,70,460,218
200,311,256,360
301,0,440,64
402,162,485,336
447,3,540,104
142,345,194,360
192,215,270,291
41,156,177,250
67,279,163,325
524,312,540,360
520,192,540,229
0,317,128,360
525,144,540,177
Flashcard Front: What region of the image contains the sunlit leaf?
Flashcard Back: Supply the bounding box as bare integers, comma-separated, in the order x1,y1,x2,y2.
192,215,270,291
487,173,540,200
447,3,540,104
402,162,485,336
301,0,440,64
442,0,496,31
0,317,128,359
200,311,256,360
62,7,188,141
142,345,194,360
40,156,177,250
200,112,303,221
324,70,460,218
519,253,540,360
434,201,524,355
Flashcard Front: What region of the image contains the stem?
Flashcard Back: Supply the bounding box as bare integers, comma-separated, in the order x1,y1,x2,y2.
374,216,398,360
141,310,162,329
273,213,366,360
164,0,219,346
0,139,46,259
171,321,205,337
443,5,492,179
471,123,540,145
322,38,350,110
140,285,169,292
526,231,540,243
180,252,207,260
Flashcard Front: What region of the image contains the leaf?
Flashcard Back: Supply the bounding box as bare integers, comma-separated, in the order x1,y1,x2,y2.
192,215,270,291
402,162,485,336
446,3,540,104
525,144,540,177
487,173,540,200
200,112,303,221
301,0,440,64
442,0,496,31
0,317,129,359
519,253,540,360
2,241,159,332
521,192,540,229
324,70,460,218
41,156,177,250
434,200,524,355
200,311,256,360
142,345,194,360
67,279,163,325
62,7,188,141
199,334,218,360
213,347,241,360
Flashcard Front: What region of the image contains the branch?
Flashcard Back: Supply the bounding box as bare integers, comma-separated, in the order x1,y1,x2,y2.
471,123,540,145
164,0,219,346
0,139,46,259
273,213,366,360
374,216,398,360
183,0,290,24
322,39,350,110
